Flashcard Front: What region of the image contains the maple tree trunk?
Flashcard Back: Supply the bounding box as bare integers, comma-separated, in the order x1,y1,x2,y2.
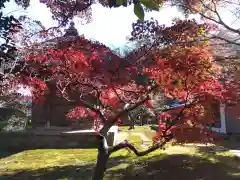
92,149,109,180
92,135,109,180
91,134,169,180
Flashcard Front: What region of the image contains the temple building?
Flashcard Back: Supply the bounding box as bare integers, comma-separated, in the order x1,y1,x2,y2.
64,22,79,37
31,22,121,129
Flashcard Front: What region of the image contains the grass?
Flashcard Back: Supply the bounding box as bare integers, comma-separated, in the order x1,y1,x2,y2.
0,126,240,180
1,145,240,180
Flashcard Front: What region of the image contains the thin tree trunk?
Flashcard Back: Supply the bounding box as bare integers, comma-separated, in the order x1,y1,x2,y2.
92,149,109,180
92,135,109,180
128,114,135,130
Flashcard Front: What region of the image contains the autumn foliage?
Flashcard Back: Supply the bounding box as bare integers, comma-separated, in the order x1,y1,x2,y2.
6,0,239,179
21,18,238,147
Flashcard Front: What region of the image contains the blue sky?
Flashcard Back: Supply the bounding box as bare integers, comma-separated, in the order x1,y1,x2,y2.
2,0,240,48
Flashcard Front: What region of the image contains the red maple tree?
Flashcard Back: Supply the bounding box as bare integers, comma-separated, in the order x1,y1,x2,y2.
20,19,238,180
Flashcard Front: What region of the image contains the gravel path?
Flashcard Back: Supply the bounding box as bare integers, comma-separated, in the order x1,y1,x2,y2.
115,132,151,149
115,132,240,156
229,150,240,158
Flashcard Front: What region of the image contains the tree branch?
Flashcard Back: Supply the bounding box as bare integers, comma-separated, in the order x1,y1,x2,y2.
213,55,240,62
115,85,158,119
210,35,240,46
174,1,240,44
100,84,158,135
3,8,25,17
23,2,92,42
108,139,168,155
57,82,107,122
203,0,240,36
112,86,127,104
76,80,105,108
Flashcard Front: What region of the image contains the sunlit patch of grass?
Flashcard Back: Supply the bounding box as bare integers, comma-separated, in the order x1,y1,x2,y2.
128,135,142,144
108,163,129,171
163,145,199,155
230,172,240,177
0,149,97,171
215,151,236,157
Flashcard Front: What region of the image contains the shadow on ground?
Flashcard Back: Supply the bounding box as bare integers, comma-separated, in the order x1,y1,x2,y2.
0,155,132,180
218,135,240,150
1,153,240,180
108,154,240,180
1,163,95,180
0,132,100,159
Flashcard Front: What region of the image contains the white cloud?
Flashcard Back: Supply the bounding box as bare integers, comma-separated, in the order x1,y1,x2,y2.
76,4,185,46
3,0,56,27
2,0,180,47
76,4,138,46
2,0,240,48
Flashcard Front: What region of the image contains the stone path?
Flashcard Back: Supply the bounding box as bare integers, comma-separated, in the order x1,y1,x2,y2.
115,132,240,157
115,132,151,149
132,132,152,149
114,132,129,144
229,150,240,158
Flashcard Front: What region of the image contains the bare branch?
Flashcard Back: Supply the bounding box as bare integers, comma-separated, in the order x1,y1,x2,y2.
3,8,25,17
108,139,168,155
57,81,107,122
76,80,105,108
210,0,240,35
112,86,127,104
210,35,240,46
175,1,240,40
115,85,158,119
22,3,92,42
213,55,240,62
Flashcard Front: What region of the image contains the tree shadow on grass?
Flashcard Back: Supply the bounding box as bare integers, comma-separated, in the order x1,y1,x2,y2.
0,154,130,180
1,152,240,180
0,133,100,159
107,154,240,180
218,135,240,150
1,163,95,180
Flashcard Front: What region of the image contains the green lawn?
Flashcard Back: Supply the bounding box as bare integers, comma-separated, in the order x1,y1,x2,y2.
0,133,240,180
